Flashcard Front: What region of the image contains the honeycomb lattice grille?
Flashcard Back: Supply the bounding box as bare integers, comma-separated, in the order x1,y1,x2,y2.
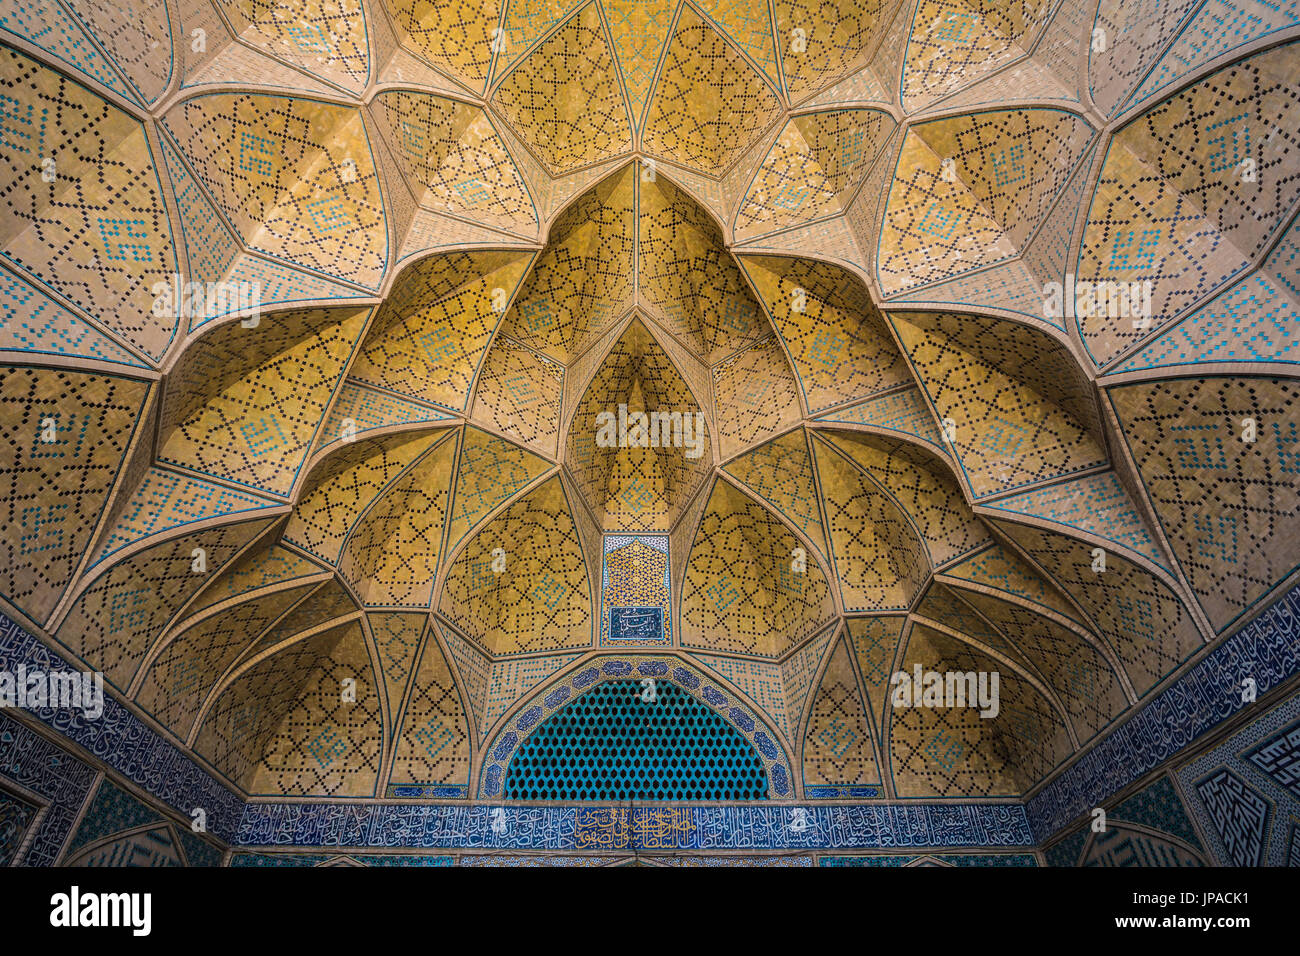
503,680,769,801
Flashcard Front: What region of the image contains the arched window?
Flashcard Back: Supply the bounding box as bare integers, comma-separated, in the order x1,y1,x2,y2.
503,679,769,801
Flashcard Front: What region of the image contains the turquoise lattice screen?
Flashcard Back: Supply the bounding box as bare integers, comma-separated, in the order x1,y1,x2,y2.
503,679,769,801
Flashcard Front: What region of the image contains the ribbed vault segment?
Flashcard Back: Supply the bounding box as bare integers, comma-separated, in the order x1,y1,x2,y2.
564,316,712,531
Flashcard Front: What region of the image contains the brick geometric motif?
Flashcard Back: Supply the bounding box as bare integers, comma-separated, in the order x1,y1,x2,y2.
642,6,781,173
812,434,928,610
157,137,240,312
888,257,1056,325
497,0,585,71
134,582,316,737
696,653,790,740
189,542,321,617
723,429,828,555
803,637,880,786
892,623,1068,796
988,470,1165,567
529,151,623,220
956,588,1125,743
879,129,1014,294
501,168,633,363
483,652,582,730
436,623,491,732
1132,0,1300,108
942,540,1080,622
891,310,1106,498
847,615,905,714
640,175,768,363
566,319,710,531
55,519,270,689
1,45,178,359
0,366,149,624
389,622,471,783
196,621,382,797
879,108,1093,294
94,466,273,565
222,255,366,330
354,251,531,412
994,520,1203,696
491,3,632,174
915,582,1037,674
697,0,782,86
816,386,946,446
1111,376,1300,631
373,90,536,232
388,0,498,93
285,430,449,561
1019,137,1097,295
471,336,564,456
603,0,675,123
824,429,990,566
781,626,835,741
1116,212,1300,373
316,381,453,455
1089,0,1201,116
712,338,802,457
741,254,911,412
163,93,387,288
844,121,901,276
0,0,139,101
447,425,550,548
158,307,368,497
735,109,896,239
900,0,1050,111
337,433,456,607
803,59,889,106
439,475,592,655
1078,42,1300,367
250,578,358,657
217,0,370,93
0,265,148,368
681,479,835,657
891,624,1018,797
773,0,887,101
61,0,172,104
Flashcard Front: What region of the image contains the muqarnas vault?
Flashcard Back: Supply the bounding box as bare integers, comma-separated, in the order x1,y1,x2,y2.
1,0,1299,868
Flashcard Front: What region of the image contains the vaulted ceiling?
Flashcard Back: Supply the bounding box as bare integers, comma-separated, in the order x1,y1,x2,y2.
1,0,1298,804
